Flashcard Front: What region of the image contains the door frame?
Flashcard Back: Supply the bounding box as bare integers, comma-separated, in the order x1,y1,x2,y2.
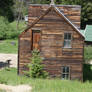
31,29,41,51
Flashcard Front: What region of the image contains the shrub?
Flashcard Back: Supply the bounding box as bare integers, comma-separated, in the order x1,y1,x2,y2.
25,49,48,78
84,46,92,62
0,16,20,40
0,16,8,40
83,64,92,81
6,27,20,39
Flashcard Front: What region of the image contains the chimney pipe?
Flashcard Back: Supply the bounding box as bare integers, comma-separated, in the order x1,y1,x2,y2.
50,0,55,5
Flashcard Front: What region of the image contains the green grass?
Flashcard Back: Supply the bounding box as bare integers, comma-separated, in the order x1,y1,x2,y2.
0,67,92,92
0,20,26,54
84,46,92,61
0,90,6,92
0,39,18,54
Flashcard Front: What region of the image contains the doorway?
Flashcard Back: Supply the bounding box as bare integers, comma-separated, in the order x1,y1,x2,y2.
32,30,41,50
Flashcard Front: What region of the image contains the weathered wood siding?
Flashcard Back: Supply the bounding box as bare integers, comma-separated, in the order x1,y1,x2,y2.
28,5,81,29
18,5,84,81
18,29,32,74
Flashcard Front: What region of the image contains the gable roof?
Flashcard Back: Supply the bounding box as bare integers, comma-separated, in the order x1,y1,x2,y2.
84,25,92,42
53,6,84,37
20,5,84,38
80,30,85,35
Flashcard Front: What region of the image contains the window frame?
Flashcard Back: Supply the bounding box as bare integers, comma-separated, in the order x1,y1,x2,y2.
63,32,72,48
61,66,70,80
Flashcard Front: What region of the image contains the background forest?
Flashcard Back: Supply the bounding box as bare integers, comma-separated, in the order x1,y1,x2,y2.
0,0,92,39
0,0,92,27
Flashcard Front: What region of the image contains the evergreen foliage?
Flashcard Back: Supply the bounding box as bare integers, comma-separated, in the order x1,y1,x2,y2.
0,16,20,40
55,0,92,28
0,0,14,22
25,49,48,78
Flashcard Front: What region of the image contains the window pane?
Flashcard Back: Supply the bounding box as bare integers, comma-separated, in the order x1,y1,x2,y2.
62,66,69,73
65,74,69,79
64,33,68,39
62,66,70,80
64,33,71,48
63,67,65,73
64,33,71,40
68,33,71,40
64,40,71,48
66,67,69,73
62,74,69,79
62,74,65,79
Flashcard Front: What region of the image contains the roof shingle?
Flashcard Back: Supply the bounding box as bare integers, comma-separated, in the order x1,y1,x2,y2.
84,25,92,42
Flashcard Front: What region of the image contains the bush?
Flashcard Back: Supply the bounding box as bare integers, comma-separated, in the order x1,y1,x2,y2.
84,46,92,62
0,16,20,40
0,16,8,40
6,28,20,39
83,64,92,81
25,49,48,78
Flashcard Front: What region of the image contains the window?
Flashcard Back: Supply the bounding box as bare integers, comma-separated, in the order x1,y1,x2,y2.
64,33,72,48
62,66,70,80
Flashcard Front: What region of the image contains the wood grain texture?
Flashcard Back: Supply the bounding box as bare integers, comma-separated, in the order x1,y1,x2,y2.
18,5,84,81
28,5,81,29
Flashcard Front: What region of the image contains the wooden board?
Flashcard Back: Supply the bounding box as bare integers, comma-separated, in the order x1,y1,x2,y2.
18,5,84,81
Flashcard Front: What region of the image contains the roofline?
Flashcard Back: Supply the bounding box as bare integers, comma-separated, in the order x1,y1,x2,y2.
19,6,52,37
20,5,83,38
86,25,92,27
29,4,81,7
84,25,87,36
84,24,92,37
85,40,92,42
54,6,84,37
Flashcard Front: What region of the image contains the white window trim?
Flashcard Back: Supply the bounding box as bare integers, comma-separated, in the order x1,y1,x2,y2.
61,66,70,80
63,33,72,48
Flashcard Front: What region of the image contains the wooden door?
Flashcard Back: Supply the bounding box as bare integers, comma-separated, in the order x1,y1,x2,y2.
32,30,41,50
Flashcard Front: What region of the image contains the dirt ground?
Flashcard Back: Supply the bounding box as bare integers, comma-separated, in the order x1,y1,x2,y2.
0,54,32,92
0,53,17,68
0,84,32,92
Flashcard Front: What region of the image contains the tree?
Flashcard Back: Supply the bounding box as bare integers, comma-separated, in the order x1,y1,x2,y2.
25,49,48,78
0,0,14,22
29,0,50,4
55,0,92,28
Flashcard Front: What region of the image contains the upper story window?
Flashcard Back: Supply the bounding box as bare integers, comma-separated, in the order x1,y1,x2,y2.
64,33,72,48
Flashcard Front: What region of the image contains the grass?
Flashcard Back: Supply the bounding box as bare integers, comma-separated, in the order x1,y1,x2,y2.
0,20,26,54
0,39,18,54
0,67,92,92
0,90,6,92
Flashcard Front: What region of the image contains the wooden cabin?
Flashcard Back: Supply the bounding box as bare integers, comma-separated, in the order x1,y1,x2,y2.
18,4,84,81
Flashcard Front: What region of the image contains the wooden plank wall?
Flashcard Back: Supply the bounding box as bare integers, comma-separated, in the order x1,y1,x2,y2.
18,29,32,74
28,5,81,29
19,5,84,81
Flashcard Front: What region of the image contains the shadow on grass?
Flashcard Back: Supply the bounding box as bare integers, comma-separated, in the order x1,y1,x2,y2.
83,64,92,82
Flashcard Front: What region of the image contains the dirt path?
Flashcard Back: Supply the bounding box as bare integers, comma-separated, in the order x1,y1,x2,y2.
0,53,17,68
0,84,32,92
